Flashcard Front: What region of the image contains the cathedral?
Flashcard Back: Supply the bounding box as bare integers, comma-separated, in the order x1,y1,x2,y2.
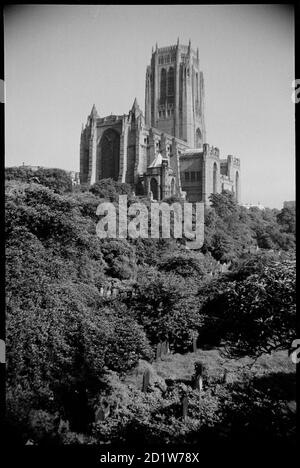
79,40,241,204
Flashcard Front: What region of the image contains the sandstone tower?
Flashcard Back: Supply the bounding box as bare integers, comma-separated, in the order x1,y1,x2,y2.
145,39,206,148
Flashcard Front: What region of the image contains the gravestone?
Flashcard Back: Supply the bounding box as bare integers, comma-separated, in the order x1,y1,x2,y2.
194,362,204,391
161,340,169,357
142,368,150,392
181,394,188,421
95,400,110,422
192,332,198,352
156,342,162,361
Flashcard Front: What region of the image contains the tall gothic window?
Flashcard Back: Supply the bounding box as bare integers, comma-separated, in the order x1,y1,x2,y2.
99,129,120,181
160,68,167,103
195,128,202,148
167,67,175,96
213,162,218,194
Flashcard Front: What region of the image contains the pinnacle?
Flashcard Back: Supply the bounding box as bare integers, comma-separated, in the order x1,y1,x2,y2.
90,104,98,118
132,97,140,112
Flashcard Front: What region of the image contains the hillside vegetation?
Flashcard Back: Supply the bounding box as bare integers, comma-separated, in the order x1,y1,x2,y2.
5,167,296,444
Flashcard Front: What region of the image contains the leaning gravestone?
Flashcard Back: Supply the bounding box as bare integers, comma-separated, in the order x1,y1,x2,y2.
142,368,150,392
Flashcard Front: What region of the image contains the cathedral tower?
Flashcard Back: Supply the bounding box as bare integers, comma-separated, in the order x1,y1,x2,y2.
145,40,206,148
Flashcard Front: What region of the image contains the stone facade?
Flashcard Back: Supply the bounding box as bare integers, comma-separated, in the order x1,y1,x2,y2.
80,41,241,204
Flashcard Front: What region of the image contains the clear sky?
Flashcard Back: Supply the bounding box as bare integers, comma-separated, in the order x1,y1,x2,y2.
4,4,295,208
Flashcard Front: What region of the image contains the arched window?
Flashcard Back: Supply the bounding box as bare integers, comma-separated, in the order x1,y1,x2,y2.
196,72,199,102
213,162,218,194
171,178,175,195
99,129,120,181
235,171,240,202
160,68,167,103
150,178,159,201
195,128,202,148
167,67,175,96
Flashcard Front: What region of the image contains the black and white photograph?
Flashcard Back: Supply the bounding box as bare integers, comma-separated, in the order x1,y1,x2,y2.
3,3,297,458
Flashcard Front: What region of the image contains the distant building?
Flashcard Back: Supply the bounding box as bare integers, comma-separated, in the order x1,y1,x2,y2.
283,200,295,209
242,202,265,210
80,40,241,204
21,163,41,172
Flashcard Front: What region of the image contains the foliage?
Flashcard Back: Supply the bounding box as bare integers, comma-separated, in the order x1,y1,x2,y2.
5,170,296,444
89,178,132,202
158,251,209,278
200,258,296,357
130,268,203,352
5,166,73,193
277,205,296,234
5,179,153,440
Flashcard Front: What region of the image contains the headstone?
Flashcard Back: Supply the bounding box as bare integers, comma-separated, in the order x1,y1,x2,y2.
95,400,110,422
192,332,198,352
99,286,104,296
142,368,150,392
156,342,162,361
194,362,204,391
196,375,203,391
161,341,168,357
182,394,188,421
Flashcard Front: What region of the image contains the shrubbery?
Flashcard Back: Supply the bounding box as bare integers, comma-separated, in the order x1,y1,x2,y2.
5,170,296,444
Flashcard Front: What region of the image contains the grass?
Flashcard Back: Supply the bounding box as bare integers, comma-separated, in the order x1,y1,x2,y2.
152,347,295,393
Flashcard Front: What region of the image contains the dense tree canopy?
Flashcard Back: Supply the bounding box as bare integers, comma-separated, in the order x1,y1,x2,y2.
5,172,296,444
199,257,296,357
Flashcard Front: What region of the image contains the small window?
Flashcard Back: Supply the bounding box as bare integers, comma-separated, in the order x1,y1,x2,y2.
167,110,170,116
196,171,201,181
185,172,190,182
191,171,195,182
